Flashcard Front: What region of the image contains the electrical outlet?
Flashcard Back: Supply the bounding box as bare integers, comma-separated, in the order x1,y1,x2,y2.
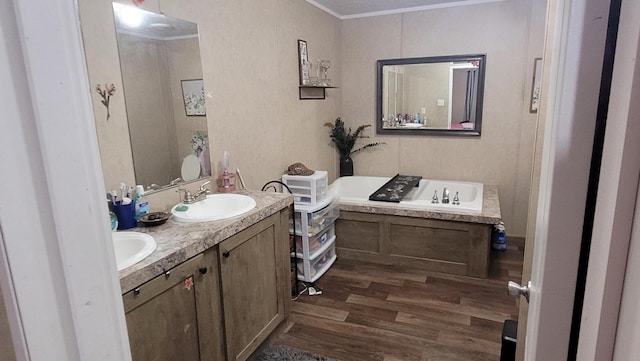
437,99,445,107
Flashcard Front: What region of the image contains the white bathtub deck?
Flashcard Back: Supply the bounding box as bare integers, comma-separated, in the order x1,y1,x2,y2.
336,184,501,225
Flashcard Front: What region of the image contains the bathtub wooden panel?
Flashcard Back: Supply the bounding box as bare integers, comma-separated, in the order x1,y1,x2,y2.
335,212,384,253
389,224,469,263
336,211,491,278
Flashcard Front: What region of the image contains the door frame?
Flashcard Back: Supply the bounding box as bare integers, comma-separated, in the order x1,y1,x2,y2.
522,0,640,360
0,0,132,359
517,0,613,359
575,0,640,358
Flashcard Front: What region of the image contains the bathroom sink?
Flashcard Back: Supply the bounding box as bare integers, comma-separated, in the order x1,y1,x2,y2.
170,194,257,223
112,232,157,271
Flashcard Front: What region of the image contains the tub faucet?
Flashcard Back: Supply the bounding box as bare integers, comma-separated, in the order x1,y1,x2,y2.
453,191,460,205
442,188,450,204
431,190,439,204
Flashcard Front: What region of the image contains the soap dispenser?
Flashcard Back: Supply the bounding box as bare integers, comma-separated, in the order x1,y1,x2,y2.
217,150,237,193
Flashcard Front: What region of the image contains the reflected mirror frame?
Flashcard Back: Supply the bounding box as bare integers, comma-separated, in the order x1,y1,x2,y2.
376,54,486,136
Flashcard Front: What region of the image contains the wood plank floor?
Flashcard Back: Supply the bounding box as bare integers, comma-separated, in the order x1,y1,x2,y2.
270,237,524,361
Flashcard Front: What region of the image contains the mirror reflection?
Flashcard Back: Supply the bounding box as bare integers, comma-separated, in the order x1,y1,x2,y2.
376,54,486,136
111,3,210,190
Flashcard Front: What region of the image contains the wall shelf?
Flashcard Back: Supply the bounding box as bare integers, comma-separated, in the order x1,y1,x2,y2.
299,85,337,100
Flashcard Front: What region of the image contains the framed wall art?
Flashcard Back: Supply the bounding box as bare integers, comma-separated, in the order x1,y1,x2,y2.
181,79,206,116
298,39,310,85
530,58,543,113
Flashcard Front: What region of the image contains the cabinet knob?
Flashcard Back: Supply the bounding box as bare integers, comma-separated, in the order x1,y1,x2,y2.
199,267,208,275
222,250,230,258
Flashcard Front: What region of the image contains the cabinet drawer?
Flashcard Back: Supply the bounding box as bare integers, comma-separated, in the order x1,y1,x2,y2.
122,254,205,311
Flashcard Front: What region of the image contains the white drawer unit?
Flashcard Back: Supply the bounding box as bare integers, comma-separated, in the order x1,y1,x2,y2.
290,197,340,236
282,171,328,205
296,241,336,283
289,192,338,283
293,223,335,257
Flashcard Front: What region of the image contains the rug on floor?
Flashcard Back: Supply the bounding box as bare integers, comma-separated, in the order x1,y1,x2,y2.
257,344,340,361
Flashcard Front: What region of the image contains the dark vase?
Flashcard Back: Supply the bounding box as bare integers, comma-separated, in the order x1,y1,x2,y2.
339,155,354,177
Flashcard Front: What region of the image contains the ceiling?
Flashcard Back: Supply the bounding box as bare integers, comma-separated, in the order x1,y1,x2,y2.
305,0,507,19
112,3,198,40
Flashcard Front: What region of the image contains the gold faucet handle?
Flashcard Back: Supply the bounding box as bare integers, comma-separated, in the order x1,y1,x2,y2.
198,180,211,191
176,188,194,203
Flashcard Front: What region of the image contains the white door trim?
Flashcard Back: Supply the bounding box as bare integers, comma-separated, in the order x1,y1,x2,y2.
578,0,640,358
0,0,131,359
525,0,611,359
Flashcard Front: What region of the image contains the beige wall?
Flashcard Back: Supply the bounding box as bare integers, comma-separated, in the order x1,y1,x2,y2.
117,33,205,187
404,63,450,127
80,0,543,235
80,0,341,210
118,33,180,186
340,0,545,236
166,37,207,170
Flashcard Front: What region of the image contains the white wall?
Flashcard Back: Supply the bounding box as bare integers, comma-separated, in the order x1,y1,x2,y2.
613,181,640,360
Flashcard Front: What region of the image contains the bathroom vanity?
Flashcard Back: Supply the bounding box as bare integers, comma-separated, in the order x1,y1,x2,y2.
118,190,292,361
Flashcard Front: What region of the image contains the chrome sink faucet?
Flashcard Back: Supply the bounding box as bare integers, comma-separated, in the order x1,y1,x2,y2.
177,180,211,204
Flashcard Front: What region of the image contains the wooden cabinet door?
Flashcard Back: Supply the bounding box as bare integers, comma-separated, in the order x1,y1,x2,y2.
122,250,224,361
219,212,289,361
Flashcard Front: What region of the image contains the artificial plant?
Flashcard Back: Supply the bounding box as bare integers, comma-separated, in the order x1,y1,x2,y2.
324,117,385,158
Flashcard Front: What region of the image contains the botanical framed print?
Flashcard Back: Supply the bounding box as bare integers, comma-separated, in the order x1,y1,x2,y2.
298,39,310,85
181,79,206,116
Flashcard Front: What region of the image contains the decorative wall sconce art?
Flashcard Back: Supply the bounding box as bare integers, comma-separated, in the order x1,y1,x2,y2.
95,83,116,121
297,39,337,100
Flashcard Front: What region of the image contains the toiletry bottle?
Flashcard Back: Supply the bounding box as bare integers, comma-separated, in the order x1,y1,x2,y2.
415,113,421,123
134,185,149,219
109,211,118,231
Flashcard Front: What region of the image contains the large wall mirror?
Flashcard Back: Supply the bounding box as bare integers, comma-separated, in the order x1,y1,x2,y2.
376,54,486,136
110,3,210,190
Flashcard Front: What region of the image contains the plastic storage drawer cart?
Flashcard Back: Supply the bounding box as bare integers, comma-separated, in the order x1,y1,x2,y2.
290,195,339,282
282,171,328,205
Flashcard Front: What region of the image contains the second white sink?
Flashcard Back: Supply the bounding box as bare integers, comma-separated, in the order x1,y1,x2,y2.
113,232,157,271
171,194,257,223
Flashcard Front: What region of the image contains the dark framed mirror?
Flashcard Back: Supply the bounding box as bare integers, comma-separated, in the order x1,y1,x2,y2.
376,54,486,136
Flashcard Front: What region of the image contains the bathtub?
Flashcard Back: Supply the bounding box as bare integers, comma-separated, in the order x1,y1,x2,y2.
329,176,483,214
329,175,497,278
